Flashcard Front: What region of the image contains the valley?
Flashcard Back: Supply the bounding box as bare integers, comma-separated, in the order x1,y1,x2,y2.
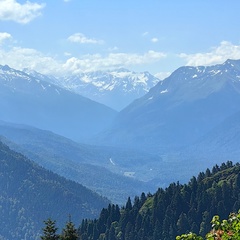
1,59,240,239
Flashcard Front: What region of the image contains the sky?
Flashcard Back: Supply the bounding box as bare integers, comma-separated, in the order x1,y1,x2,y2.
0,0,240,79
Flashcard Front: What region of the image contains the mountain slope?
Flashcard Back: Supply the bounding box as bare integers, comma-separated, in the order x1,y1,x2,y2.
24,68,159,110
0,65,117,141
96,59,240,153
0,141,109,240
182,110,240,163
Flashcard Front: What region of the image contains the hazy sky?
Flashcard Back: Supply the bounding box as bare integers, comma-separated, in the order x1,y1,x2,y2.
0,0,240,78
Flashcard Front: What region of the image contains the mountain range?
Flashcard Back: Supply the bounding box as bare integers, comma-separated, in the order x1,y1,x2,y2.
24,68,160,111
0,65,116,141
1,60,240,188
96,59,240,154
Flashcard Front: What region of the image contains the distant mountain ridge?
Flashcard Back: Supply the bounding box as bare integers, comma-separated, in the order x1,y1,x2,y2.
0,64,117,141
95,59,240,153
24,68,160,110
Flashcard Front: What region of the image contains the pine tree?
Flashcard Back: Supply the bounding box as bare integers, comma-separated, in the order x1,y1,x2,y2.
60,218,78,240
41,218,59,240
177,213,190,235
125,197,132,210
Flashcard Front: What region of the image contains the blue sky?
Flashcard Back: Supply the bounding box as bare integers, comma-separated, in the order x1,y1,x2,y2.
0,0,240,78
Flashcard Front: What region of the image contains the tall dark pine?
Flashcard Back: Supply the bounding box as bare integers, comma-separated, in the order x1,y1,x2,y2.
60,219,79,240
41,218,59,240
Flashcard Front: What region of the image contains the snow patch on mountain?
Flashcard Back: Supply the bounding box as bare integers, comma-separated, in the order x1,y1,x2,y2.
0,64,64,98
160,89,168,94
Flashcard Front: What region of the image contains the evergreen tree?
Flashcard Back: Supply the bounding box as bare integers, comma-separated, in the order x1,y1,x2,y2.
177,213,190,235
41,218,59,240
60,218,78,240
108,224,116,240
153,219,162,240
125,197,132,210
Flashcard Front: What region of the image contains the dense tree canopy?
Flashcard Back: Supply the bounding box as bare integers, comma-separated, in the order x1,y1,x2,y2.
66,161,240,240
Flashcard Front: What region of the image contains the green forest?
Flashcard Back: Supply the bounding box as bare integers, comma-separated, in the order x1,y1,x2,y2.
0,141,109,239
41,161,240,240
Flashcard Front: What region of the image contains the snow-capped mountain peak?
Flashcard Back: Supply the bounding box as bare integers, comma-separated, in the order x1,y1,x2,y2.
24,68,160,110
0,64,62,96
146,59,240,103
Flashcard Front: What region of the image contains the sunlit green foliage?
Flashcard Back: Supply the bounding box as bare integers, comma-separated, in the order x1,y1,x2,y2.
176,232,203,240
177,211,240,240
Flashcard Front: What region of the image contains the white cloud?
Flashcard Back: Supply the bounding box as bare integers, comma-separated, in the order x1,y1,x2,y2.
154,72,171,80
142,32,149,36
179,41,240,66
64,52,72,56
67,33,104,44
0,46,62,74
108,46,119,51
151,38,159,43
0,0,45,24
0,32,12,44
0,43,166,75
62,51,166,73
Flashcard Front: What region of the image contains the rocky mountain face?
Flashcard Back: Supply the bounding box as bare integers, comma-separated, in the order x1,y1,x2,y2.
0,65,117,141
95,59,240,153
24,68,160,111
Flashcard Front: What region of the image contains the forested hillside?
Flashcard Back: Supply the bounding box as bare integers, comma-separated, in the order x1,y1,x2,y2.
0,141,109,240
75,161,240,240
